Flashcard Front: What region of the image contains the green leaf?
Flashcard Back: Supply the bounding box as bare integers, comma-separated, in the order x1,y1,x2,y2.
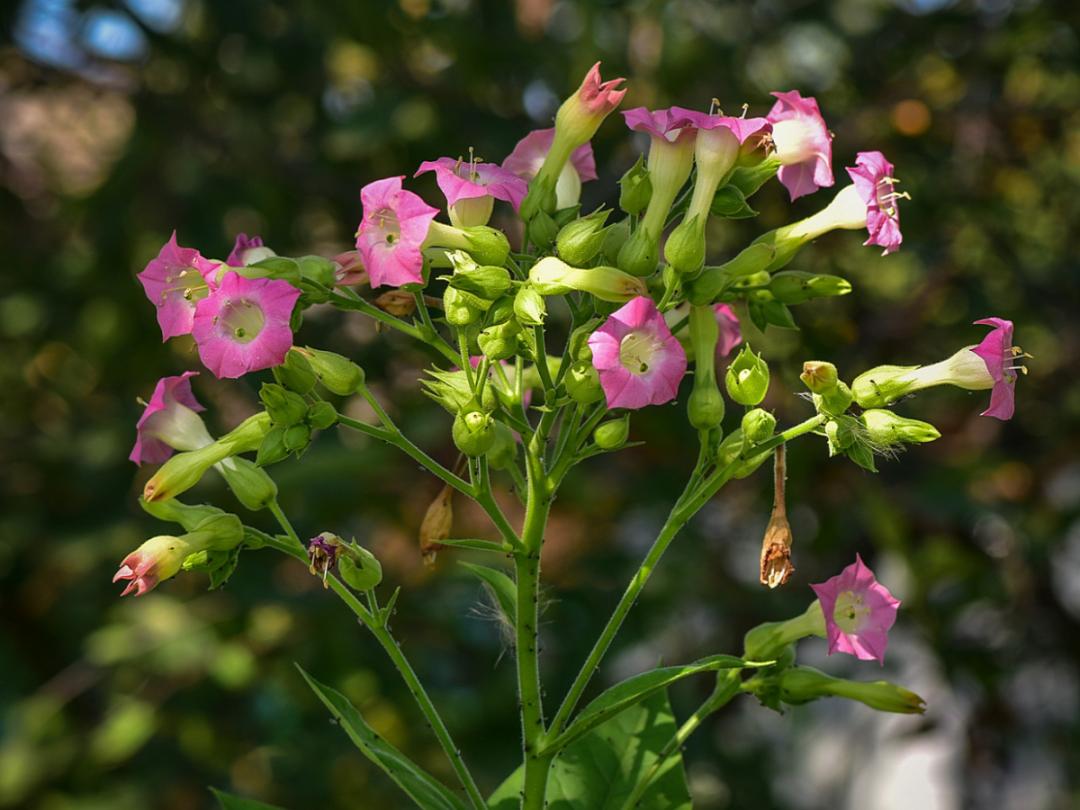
487,689,691,810
542,655,748,755
297,667,467,810
710,185,759,219
459,562,517,626
210,787,286,810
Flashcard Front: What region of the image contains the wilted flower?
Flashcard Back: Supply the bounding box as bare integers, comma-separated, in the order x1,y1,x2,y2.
970,317,1022,420
137,231,220,340
355,176,439,288
588,296,687,409
810,554,901,665
307,532,340,587
846,151,906,255
192,271,301,379
766,90,834,200
502,128,597,209
129,371,213,465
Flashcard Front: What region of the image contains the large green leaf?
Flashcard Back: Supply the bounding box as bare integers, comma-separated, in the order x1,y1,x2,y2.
487,689,691,810
209,787,286,809
459,562,517,625
541,654,749,755
297,666,467,810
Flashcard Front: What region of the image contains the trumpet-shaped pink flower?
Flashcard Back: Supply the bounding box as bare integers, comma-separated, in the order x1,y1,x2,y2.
113,535,190,597
766,91,834,201
416,157,528,211
192,271,300,379
672,108,772,146
623,107,697,143
129,371,213,465
811,554,901,665
971,317,1020,420
846,151,904,255
226,233,264,266
588,296,687,410
355,176,439,288
502,128,598,184
137,232,220,341
714,303,742,360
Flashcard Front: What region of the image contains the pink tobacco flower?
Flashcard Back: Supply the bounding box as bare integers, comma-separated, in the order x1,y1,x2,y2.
570,61,627,121
192,271,301,379
971,317,1020,420
766,91,834,201
672,108,772,146
622,107,697,144
502,128,598,184
129,371,213,465
846,151,905,255
588,296,688,410
714,303,742,360
355,176,439,288
416,157,528,211
113,535,191,597
137,231,220,341
810,554,901,665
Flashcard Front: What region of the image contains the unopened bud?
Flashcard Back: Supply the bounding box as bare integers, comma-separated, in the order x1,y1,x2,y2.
260,383,308,426
478,320,522,361
283,423,312,453
443,286,484,326
619,154,652,216
770,271,852,304
777,666,926,714
800,361,839,394
664,215,707,275
144,443,230,502
273,351,317,394
460,225,511,266
452,411,496,457
594,414,629,450
217,457,278,510
556,208,611,266
298,347,366,396
688,385,725,431
861,409,941,445
565,361,603,405
526,210,559,251
514,285,547,327
813,380,854,416
616,226,659,277
741,408,776,443
528,256,647,303
600,218,631,265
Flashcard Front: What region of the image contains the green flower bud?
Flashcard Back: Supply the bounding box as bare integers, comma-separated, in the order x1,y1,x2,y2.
688,385,725,431
741,408,776,443
861,409,941,445
459,225,511,266
260,383,308,427
777,666,926,714
478,320,522,361
565,361,603,405
298,347,365,396
526,210,559,251
139,498,230,533
514,285,547,327
452,411,496,457
556,207,611,266
307,401,338,431
217,456,278,511
143,442,231,503
283,423,312,453
338,543,383,590
595,223,626,273
422,369,496,414
446,251,512,298
619,154,653,216
799,361,839,394
663,215,707,275
813,380,854,416
615,225,659,277
273,350,317,394
486,421,518,471
715,428,744,467
528,256,648,303
485,294,516,326
256,425,290,467
594,414,630,450
769,271,852,305
443,285,484,326
725,346,770,406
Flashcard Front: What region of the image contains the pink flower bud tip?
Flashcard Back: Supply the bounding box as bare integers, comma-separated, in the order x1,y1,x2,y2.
355,176,439,288
579,62,627,116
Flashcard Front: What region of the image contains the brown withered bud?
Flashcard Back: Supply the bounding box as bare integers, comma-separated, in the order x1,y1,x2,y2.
760,444,795,589
374,290,417,317
419,484,454,565
333,250,368,287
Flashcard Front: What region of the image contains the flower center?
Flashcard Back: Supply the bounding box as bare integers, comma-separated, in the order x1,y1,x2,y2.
833,589,871,634
1004,345,1031,383
162,267,210,305
218,299,265,344
619,332,659,375
372,207,401,245
874,176,910,219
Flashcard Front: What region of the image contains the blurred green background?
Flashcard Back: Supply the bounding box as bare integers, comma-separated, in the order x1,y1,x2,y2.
2,0,1079,808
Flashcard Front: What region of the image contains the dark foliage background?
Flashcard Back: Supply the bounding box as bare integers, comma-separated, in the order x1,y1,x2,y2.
2,0,1078,808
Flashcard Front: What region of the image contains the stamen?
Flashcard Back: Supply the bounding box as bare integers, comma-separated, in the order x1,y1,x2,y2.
739,102,749,118
708,97,721,116
136,396,148,407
